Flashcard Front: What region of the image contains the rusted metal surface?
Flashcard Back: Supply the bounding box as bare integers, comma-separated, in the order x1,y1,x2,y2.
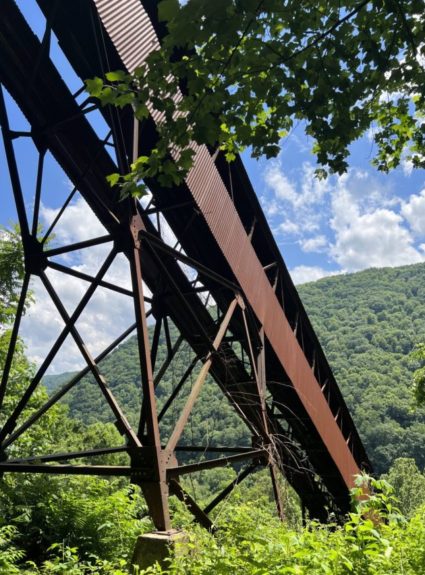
129,215,171,531
94,0,362,490
95,0,160,73
0,0,290,529
0,0,371,532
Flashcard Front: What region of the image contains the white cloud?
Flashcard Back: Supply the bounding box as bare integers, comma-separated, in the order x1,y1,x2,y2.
279,220,300,235
40,198,106,246
158,213,178,247
330,186,358,228
366,126,375,142
340,168,395,211
401,188,425,235
401,157,414,176
299,235,327,253
290,265,340,285
330,186,425,271
299,162,330,206
264,160,329,236
263,159,425,278
262,198,280,217
264,164,297,204
21,198,137,373
264,161,329,210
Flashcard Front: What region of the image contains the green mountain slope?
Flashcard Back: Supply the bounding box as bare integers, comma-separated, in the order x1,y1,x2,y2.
298,262,425,474
46,262,425,474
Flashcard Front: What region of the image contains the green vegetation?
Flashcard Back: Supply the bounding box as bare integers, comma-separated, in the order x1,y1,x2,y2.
140,476,425,575
2,227,425,573
0,226,26,324
88,0,424,197
383,458,425,518
410,343,425,406
298,263,425,474
2,475,425,574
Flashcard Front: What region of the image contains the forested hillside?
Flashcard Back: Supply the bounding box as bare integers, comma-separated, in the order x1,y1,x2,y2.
298,262,425,474
46,262,425,475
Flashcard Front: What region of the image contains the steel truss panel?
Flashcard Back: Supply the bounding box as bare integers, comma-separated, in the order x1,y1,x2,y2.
0,0,370,531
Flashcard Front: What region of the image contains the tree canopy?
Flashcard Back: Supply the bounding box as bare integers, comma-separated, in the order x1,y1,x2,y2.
0,227,26,325
88,0,425,196
410,343,425,406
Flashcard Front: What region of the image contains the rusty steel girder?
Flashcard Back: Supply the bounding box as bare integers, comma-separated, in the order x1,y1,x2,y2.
0,0,370,532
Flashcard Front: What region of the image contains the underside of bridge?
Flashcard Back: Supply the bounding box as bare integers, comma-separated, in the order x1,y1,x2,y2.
0,0,371,531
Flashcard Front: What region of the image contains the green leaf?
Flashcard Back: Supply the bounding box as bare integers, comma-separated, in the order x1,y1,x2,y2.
105,70,127,82
134,103,149,120
131,156,149,171
115,92,135,108
85,77,104,97
179,149,195,170
158,0,179,22
106,173,120,187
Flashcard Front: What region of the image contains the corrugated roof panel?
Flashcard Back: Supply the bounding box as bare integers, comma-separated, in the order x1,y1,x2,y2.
94,0,364,492
96,0,159,72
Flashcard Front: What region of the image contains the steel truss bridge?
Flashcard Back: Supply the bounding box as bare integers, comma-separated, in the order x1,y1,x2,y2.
0,0,370,531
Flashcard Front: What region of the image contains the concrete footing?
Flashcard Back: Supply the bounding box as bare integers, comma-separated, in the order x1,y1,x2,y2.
131,529,188,573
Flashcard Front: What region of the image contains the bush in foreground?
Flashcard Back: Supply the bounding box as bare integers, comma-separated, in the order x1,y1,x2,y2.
2,476,425,574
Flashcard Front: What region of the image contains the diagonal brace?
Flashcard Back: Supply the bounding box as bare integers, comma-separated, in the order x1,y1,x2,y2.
166,297,239,454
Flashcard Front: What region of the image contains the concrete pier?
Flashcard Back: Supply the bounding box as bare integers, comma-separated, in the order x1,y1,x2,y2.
132,530,188,572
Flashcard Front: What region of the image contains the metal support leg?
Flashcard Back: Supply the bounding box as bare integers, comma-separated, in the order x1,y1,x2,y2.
129,216,171,532
257,326,285,521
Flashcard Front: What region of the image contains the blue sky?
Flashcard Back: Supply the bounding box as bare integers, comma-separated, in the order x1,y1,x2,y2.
1,0,425,371
3,0,425,285
244,134,425,284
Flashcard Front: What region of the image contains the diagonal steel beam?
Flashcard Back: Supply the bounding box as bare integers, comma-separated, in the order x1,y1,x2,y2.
149,316,162,373
153,334,184,388
1,322,137,450
0,85,30,241
169,479,213,530
44,234,113,257
166,297,239,453
47,260,133,297
158,355,199,423
0,247,118,443
141,230,240,293
40,129,113,245
0,272,30,412
40,270,141,448
31,150,46,237
204,464,258,514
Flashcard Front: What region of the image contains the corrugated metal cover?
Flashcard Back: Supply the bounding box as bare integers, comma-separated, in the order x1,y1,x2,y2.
93,0,361,489
96,0,159,72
